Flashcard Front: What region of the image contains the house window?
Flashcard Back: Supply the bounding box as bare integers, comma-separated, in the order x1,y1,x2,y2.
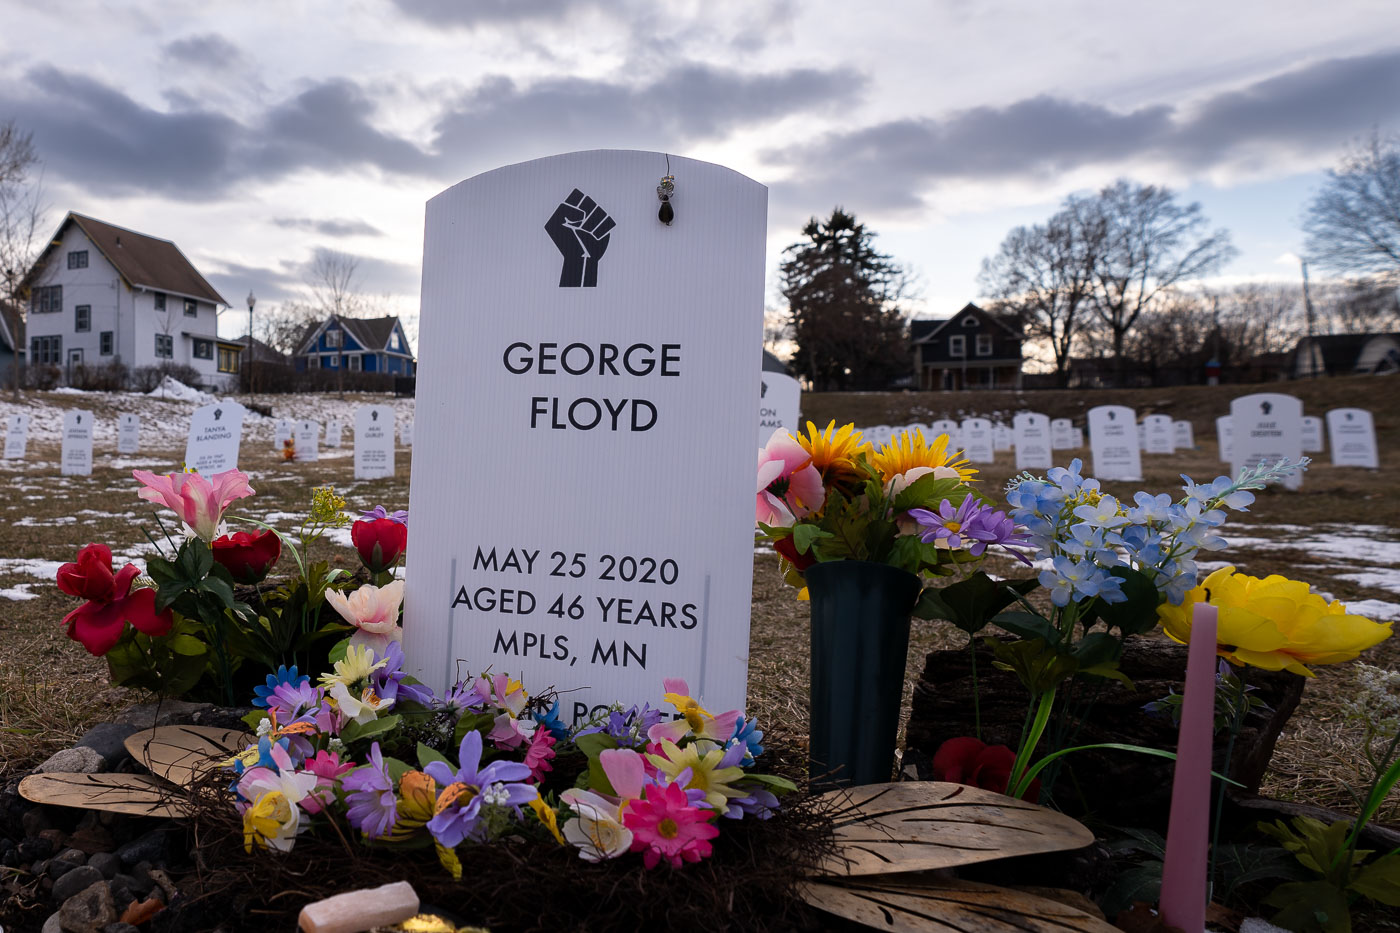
218,347,240,373
325,329,342,348
193,338,213,360
31,285,62,313
976,334,993,357
962,316,977,327
949,335,966,357
155,334,173,358
153,292,166,312
31,335,62,365
75,305,91,332
67,250,88,269
100,332,113,356
327,354,339,368
308,355,320,369
184,298,197,317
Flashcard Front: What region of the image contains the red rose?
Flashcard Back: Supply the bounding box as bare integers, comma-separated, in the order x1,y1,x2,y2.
352,517,407,573
212,529,282,584
56,543,173,656
931,736,1042,801
773,534,816,571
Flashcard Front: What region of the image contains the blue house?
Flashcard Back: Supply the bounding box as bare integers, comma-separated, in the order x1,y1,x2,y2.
293,314,415,375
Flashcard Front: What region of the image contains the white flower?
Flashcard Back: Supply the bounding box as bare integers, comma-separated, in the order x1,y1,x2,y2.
328,680,394,725
560,789,632,862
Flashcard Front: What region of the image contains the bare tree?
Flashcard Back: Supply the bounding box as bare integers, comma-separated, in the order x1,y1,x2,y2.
1304,131,1400,278
1086,180,1236,384
978,198,1105,387
1125,290,1213,382
0,121,49,389
1315,277,1400,334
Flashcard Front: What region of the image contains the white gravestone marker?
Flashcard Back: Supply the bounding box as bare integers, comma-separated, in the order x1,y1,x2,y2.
1216,415,1233,464
400,420,414,447
1137,424,1147,448
354,405,396,480
1326,408,1378,469
185,402,246,476
757,372,801,448
4,413,29,459
1230,393,1303,489
1013,412,1052,471
326,418,344,449
1301,415,1324,454
294,419,320,462
959,418,994,463
117,413,141,455
61,409,93,476
1173,419,1194,450
273,418,294,455
1142,414,1175,454
993,423,1013,452
1071,427,1084,449
1050,418,1074,450
1088,405,1142,481
404,150,764,718
931,419,961,450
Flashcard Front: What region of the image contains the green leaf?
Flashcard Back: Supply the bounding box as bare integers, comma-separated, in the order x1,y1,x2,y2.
918,572,1038,636
199,574,237,610
243,709,270,730
1072,631,1122,669
792,523,829,555
382,756,412,783
328,636,352,666
341,714,401,745
165,634,208,656
1265,880,1352,933
1094,567,1163,636
1349,852,1400,906
416,743,451,771
890,473,964,513
991,611,1061,645
574,732,619,795
739,773,799,795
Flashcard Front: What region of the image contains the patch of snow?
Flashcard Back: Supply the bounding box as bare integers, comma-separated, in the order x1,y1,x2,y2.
13,516,77,526
1348,599,1400,622
0,582,40,600
146,376,214,404
0,557,66,579
1335,569,1400,596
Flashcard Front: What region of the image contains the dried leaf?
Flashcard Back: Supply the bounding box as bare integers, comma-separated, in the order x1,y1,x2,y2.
18,772,189,818
801,875,1118,932
124,724,253,787
813,781,1095,876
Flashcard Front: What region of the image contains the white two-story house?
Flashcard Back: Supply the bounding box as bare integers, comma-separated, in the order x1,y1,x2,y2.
22,212,238,388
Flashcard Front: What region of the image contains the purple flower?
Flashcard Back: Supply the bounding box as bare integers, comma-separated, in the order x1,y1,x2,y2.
909,497,980,549
962,507,1033,564
370,642,435,708
268,680,323,722
360,505,408,524
423,731,536,847
576,703,664,747
342,742,398,839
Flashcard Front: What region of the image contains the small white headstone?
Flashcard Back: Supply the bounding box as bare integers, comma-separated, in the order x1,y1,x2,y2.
4,413,29,459
185,402,246,476
993,423,1013,452
1137,423,1147,447
1071,427,1084,449
61,409,93,476
400,419,413,447
931,419,960,450
1326,408,1378,469
959,417,994,463
1050,418,1074,450
1216,415,1233,463
294,419,320,462
117,413,141,454
757,372,801,448
1013,412,1052,470
1301,416,1324,453
1088,405,1142,481
1173,419,1194,450
354,405,396,479
1142,414,1175,454
325,418,344,448
1230,393,1303,489
273,418,294,455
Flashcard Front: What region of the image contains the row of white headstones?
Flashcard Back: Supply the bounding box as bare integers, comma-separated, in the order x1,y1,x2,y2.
3,402,416,480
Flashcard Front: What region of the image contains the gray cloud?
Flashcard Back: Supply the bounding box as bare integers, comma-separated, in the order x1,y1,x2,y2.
273,217,385,237
204,259,303,308
391,0,593,27
207,247,420,305
767,47,1400,216
163,34,241,68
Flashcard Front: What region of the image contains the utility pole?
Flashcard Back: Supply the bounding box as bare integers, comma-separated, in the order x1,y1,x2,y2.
1300,259,1318,378
246,291,256,399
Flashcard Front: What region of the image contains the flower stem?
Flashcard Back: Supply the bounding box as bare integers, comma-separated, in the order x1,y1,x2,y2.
1009,687,1056,799
1207,665,1248,902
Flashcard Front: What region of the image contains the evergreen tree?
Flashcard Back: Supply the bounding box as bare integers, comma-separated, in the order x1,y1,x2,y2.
781,208,910,391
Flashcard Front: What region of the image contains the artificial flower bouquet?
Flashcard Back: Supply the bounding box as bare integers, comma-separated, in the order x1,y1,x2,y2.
55,468,410,705
756,422,1029,594
234,659,792,875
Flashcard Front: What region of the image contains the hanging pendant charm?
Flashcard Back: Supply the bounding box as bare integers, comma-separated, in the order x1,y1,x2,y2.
657,174,675,226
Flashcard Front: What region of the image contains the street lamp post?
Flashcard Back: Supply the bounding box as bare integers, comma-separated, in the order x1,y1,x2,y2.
246,291,256,399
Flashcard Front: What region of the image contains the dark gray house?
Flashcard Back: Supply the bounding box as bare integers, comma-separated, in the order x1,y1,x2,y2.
911,302,1023,390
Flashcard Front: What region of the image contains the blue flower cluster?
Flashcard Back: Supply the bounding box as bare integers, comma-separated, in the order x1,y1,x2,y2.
1005,457,1307,608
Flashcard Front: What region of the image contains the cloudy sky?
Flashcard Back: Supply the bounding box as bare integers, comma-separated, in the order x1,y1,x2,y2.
4,0,1400,342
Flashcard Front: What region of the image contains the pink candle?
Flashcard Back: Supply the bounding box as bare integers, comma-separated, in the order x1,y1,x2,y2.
1160,602,1219,931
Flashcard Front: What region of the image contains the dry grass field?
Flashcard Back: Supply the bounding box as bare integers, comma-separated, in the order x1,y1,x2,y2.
1,377,1397,825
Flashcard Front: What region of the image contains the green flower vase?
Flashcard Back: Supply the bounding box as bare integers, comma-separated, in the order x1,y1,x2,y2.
805,559,923,788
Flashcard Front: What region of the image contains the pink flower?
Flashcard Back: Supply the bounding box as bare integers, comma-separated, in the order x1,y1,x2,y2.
524,729,556,783
133,468,254,541
323,581,404,655
623,782,720,869
756,429,824,527
488,712,533,750
300,750,354,815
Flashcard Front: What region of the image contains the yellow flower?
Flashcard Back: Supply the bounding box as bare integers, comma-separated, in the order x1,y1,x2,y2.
392,770,438,837
243,790,296,853
797,421,871,495
1159,566,1392,677
869,428,976,484
646,740,746,812
310,485,350,527
527,797,566,846
319,643,388,688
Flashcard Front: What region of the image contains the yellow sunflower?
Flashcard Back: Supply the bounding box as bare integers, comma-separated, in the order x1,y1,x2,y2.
797,420,871,495
870,428,977,483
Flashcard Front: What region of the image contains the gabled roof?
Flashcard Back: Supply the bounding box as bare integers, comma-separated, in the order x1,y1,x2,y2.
910,319,946,342
912,302,1018,343
228,334,289,364
23,213,228,306
295,314,414,357
1293,332,1400,373
762,350,790,375
0,299,23,354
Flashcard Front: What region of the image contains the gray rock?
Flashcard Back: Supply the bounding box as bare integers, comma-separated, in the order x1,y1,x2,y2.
47,848,87,879
35,747,105,775
75,723,139,767
42,911,63,933
22,806,54,836
114,701,213,730
52,865,105,903
88,852,120,879
115,830,168,868
116,870,152,899
103,924,141,933
57,880,116,933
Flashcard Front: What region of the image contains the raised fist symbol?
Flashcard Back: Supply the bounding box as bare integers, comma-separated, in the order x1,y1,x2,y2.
214,408,222,421
761,381,769,398
1261,401,1273,415
545,188,615,288
371,410,379,421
